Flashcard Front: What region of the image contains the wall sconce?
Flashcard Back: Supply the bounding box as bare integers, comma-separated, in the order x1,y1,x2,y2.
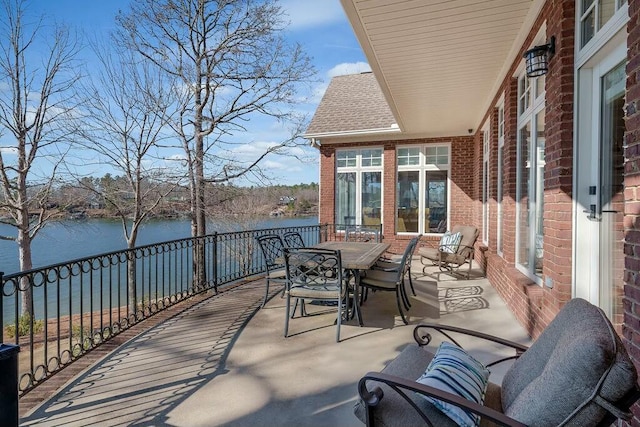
523,36,555,78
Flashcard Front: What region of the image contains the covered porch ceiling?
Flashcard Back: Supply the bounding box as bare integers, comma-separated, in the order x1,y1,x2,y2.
340,0,544,137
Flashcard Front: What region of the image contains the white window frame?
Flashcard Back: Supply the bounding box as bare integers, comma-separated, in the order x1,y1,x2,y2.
516,69,545,284
482,124,490,245
577,0,628,67
396,144,451,235
497,103,505,256
335,148,384,227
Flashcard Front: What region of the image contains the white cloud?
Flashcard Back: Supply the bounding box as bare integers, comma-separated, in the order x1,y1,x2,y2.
280,0,345,30
327,61,371,78
0,147,18,155
232,141,282,156
165,153,187,162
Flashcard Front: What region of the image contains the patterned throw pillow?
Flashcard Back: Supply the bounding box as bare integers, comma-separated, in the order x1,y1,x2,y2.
416,342,490,427
439,231,462,253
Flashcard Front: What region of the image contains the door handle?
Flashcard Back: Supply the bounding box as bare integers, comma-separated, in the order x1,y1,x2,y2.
583,204,598,220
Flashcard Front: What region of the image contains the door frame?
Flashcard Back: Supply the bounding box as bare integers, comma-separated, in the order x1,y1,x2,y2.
573,32,626,304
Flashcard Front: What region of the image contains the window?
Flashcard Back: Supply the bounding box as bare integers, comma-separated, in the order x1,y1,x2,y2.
482,127,490,244
335,149,383,227
517,73,545,281
497,105,505,256
397,145,449,234
580,0,628,49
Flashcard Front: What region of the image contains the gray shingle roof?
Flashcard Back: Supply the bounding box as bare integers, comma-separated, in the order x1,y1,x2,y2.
305,72,397,136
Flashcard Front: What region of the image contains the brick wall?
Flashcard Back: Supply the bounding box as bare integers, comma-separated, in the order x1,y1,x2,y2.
626,0,640,423
474,0,577,338
317,137,474,254
318,146,335,225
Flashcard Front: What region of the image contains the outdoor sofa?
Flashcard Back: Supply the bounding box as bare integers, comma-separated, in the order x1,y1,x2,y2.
354,298,639,427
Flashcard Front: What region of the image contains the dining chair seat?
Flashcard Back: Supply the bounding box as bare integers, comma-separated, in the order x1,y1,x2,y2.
268,268,287,279
289,280,343,300
373,259,401,270
359,270,398,290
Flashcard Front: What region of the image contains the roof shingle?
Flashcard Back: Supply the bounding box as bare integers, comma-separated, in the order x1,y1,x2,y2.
305,72,397,136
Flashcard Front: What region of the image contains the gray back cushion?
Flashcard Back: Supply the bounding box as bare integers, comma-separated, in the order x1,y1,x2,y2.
501,298,637,426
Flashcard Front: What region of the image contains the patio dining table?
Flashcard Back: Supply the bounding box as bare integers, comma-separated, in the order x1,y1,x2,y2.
312,241,390,326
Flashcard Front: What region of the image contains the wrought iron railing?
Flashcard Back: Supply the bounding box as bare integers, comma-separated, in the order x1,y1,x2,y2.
0,222,381,396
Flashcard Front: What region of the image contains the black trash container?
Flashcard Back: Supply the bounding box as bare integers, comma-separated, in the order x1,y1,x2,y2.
0,344,20,427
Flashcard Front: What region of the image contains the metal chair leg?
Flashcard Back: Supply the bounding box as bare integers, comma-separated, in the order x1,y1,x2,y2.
408,267,416,296
284,293,291,337
395,289,409,325
262,279,270,308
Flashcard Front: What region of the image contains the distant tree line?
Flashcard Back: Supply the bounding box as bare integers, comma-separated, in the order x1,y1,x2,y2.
43,176,318,219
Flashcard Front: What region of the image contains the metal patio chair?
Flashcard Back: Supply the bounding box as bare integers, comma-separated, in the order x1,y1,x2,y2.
255,234,287,307
283,247,347,342
345,225,382,243
373,234,422,296
359,238,415,324
283,231,305,248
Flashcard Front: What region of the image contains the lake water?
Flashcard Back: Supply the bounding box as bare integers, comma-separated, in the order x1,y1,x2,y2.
0,216,318,275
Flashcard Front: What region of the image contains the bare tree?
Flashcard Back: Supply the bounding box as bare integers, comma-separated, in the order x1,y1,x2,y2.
0,0,81,315
116,0,315,237
73,40,184,312
116,0,315,285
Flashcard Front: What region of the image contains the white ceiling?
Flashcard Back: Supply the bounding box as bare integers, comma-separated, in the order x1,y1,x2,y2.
340,0,544,137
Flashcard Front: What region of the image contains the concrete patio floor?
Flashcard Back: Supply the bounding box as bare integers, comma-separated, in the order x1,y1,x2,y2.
20,260,532,426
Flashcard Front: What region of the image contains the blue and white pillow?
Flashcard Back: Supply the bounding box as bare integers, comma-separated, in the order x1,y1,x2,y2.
439,231,462,253
416,342,490,427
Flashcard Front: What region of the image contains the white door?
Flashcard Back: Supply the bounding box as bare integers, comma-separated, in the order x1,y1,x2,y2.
575,46,626,325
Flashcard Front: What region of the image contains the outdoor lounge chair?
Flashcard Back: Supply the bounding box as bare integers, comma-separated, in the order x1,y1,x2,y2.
354,298,640,427
419,225,479,279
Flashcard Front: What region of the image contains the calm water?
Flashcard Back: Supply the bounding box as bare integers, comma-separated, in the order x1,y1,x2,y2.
0,216,318,275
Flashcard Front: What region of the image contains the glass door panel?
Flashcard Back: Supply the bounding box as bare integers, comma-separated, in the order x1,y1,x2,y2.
362,172,381,226
599,61,625,325
397,171,419,232
336,173,356,227
424,171,447,233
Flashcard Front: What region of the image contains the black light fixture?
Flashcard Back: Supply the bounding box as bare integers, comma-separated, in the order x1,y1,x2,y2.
523,36,555,78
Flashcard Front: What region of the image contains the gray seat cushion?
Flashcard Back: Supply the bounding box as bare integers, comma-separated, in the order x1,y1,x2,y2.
418,246,439,261
354,344,502,427
501,298,637,426
419,247,468,268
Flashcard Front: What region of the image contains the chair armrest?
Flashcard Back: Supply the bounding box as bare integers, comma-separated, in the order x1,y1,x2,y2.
358,371,527,427
413,324,529,368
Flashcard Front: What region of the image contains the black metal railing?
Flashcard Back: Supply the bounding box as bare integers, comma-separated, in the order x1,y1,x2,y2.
0,222,381,396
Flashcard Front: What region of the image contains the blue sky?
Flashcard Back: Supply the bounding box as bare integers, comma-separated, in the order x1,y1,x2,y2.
12,0,372,186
